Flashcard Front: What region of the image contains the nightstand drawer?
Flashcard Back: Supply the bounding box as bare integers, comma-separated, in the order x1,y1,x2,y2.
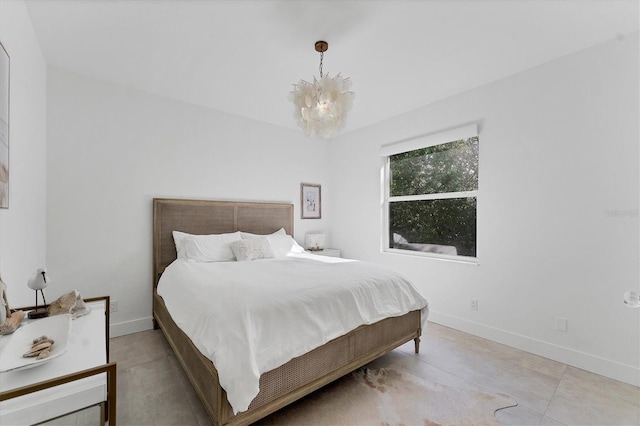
309,248,341,258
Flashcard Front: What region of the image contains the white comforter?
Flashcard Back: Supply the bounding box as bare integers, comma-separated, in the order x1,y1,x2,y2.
157,253,428,414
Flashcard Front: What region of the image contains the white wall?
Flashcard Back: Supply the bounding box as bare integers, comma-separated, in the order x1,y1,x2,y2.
0,0,48,307
328,34,640,386
46,68,331,336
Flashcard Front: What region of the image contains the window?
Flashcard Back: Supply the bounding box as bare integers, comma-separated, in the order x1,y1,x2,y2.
381,125,478,260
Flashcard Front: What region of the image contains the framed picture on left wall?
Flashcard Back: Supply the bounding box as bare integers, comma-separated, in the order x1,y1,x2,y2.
0,41,9,209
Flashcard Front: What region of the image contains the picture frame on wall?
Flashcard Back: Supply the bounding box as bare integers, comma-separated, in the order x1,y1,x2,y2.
300,183,321,219
0,41,9,209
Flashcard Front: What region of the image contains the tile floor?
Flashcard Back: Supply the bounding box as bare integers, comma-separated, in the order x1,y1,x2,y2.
47,322,640,425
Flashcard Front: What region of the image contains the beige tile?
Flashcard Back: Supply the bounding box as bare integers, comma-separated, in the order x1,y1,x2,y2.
115,353,205,426
540,415,569,425
92,323,638,426
545,366,640,425
110,329,173,371
391,345,502,393
166,354,211,425
495,403,545,425
561,366,640,409
410,322,566,413
399,341,549,426
115,362,151,425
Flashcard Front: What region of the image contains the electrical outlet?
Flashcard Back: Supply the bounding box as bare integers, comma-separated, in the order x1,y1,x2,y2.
555,317,568,332
110,300,118,313
470,299,478,311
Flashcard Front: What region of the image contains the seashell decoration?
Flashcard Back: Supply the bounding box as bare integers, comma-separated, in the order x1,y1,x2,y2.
23,335,55,359
47,289,91,319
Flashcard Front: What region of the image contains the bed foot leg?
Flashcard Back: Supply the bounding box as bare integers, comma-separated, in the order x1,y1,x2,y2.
414,336,421,354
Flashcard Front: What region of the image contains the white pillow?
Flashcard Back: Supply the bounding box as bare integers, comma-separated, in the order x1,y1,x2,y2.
265,235,305,257
172,231,241,262
239,228,286,239
229,238,275,262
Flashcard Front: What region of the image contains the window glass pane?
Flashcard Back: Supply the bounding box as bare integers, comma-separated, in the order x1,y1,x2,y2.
390,137,478,196
389,198,477,257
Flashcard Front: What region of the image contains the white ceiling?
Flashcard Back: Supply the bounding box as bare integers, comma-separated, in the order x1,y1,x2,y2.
24,0,639,135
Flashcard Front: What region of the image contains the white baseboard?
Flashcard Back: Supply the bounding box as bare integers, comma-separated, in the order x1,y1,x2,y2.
428,310,640,387
109,316,154,338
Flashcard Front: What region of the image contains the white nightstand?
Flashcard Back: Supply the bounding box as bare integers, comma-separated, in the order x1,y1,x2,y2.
309,248,341,258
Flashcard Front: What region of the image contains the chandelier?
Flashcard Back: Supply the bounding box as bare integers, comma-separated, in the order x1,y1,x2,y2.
289,41,354,139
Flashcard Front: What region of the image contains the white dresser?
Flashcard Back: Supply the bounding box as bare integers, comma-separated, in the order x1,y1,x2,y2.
0,298,116,425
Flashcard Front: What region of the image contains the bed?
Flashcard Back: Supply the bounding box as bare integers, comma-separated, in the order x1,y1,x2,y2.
152,198,425,426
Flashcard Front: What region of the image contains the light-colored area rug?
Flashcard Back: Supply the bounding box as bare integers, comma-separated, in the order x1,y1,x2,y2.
259,367,518,426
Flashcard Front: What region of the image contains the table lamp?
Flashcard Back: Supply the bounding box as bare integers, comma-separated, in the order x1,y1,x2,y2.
27,268,50,319
305,233,326,251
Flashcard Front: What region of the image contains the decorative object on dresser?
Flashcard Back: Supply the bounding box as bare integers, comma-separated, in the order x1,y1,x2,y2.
1,313,72,371
47,290,91,318
0,41,9,209
305,232,326,251
300,183,321,219
0,276,25,335
26,268,50,319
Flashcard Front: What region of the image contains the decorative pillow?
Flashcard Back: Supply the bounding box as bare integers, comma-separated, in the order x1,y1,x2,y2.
229,238,275,262
172,231,241,262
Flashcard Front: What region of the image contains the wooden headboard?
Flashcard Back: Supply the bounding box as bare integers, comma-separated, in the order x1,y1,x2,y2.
153,198,294,287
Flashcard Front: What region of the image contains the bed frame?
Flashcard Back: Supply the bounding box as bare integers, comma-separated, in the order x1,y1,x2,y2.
152,198,422,426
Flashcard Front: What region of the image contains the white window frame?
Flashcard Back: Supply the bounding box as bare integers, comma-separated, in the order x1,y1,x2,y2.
380,124,479,263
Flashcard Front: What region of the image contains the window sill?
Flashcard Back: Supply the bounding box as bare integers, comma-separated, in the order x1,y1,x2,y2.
382,248,479,265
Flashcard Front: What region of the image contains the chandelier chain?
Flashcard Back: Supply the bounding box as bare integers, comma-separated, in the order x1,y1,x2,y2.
319,51,324,78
